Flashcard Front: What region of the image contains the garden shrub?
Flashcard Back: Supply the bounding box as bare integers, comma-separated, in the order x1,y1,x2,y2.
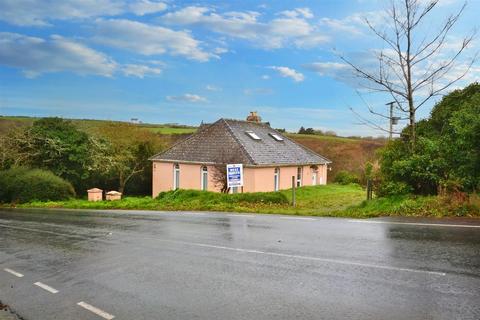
334,170,360,185
0,168,75,203
377,181,413,197
155,189,288,205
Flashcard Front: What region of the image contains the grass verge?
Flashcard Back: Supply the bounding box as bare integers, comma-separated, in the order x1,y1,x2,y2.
9,184,479,218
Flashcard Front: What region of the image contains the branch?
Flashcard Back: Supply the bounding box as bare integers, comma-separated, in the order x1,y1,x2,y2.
340,55,408,98
349,107,402,134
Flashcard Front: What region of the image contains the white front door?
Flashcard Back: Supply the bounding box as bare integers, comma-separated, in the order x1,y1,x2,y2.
312,172,317,185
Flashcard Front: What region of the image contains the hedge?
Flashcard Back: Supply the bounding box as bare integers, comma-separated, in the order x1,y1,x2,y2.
0,167,75,203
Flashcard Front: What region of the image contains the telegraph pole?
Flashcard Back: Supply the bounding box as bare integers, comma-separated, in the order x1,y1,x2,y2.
386,101,395,140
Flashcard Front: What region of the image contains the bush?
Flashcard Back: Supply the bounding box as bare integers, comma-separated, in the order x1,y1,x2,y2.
156,189,288,205
334,170,360,185
0,168,75,203
376,181,413,197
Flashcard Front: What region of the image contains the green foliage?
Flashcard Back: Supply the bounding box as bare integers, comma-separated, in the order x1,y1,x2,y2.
343,194,479,218
156,189,289,206
0,168,75,203
91,122,165,194
376,181,413,197
1,117,97,193
1,117,166,197
379,83,480,195
334,170,360,185
364,162,373,180
15,184,365,216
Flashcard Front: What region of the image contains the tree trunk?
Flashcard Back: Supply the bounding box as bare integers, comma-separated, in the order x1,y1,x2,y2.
119,172,125,194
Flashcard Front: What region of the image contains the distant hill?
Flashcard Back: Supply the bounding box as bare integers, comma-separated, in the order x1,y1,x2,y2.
288,133,385,182
0,115,385,182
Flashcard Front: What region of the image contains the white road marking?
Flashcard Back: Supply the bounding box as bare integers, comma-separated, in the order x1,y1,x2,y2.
3,268,24,277
164,239,446,276
182,212,206,216
227,214,255,218
280,217,316,221
348,220,480,228
77,302,115,320
34,282,58,294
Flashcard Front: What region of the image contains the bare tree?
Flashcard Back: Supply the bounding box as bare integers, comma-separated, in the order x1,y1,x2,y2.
211,147,243,193
341,0,476,147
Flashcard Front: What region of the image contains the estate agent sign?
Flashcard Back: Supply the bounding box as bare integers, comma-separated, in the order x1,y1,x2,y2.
226,164,243,188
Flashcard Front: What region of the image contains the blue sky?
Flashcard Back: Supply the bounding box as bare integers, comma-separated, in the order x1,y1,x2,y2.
0,0,478,136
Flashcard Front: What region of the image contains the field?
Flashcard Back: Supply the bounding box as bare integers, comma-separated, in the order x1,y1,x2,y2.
0,115,385,182
0,116,196,135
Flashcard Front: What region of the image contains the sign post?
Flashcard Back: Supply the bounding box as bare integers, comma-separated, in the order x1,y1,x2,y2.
227,164,244,191
291,176,296,207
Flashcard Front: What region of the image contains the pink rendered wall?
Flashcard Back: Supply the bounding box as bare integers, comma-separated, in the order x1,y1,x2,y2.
152,162,221,197
152,162,173,197
242,168,256,193
152,161,328,197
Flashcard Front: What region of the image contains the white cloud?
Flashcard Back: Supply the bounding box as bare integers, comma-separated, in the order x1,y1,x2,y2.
0,0,123,26
166,93,208,103
129,0,167,16
122,64,162,78
206,85,221,91
303,62,350,76
319,11,386,37
93,19,215,61
279,8,313,19
0,32,117,77
261,75,270,80
0,32,166,78
0,0,168,26
162,6,328,49
269,66,305,82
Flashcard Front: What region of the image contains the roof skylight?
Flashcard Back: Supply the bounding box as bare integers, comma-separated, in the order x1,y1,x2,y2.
269,133,284,141
245,131,261,140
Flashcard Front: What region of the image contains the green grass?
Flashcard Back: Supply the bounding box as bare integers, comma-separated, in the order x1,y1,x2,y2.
287,133,361,143
342,194,480,218
14,184,368,216
12,184,480,218
0,115,198,136
145,126,197,134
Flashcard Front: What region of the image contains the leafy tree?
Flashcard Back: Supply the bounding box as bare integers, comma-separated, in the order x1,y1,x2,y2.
91,122,164,194
2,118,96,192
379,83,480,194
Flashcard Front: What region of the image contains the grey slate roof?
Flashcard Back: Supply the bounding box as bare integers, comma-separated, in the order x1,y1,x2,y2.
150,119,331,166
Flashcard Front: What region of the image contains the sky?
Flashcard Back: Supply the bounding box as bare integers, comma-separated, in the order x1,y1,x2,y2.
0,0,478,136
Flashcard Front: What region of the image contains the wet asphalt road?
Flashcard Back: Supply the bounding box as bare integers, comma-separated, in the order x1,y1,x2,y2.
0,209,479,320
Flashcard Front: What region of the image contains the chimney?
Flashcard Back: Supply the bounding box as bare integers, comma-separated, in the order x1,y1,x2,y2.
246,111,262,123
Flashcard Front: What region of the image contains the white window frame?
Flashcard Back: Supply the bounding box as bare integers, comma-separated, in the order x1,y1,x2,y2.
269,133,284,141
173,163,180,190
201,166,208,191
297,167,302,187
274,167,280,191
245,131,261,140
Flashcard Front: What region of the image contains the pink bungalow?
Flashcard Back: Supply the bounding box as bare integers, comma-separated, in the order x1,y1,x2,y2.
150,114,331,196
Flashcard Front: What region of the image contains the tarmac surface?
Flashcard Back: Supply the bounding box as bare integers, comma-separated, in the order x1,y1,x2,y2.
0,208,479,320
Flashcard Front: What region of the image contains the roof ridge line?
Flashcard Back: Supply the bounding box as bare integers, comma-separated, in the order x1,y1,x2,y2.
149,119,219,161
221,119,257,165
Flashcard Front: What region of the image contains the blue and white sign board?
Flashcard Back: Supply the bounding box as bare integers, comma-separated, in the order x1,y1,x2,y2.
227,164,243,188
